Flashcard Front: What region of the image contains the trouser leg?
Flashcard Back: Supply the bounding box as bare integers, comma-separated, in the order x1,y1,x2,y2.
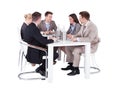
72,47,84,67
65,46,75,63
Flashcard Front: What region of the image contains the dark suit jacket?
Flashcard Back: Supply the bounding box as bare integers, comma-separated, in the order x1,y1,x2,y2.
21,22,27,40
23,23,54,64
38,20,57,31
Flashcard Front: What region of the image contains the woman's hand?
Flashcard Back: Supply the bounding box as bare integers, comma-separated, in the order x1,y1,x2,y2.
67,34,73,39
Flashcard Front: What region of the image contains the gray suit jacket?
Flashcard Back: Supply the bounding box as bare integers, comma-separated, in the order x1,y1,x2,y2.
38,20,57,31
74,21,100,53
67,23,81,35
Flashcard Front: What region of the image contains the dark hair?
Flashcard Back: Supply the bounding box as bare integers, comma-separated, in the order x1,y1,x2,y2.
45,11,53,16
32,12,41,21
79,11,90,20
69,13,79,23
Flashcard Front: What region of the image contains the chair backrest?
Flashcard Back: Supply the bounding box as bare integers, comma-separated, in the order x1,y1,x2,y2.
20,40,47,52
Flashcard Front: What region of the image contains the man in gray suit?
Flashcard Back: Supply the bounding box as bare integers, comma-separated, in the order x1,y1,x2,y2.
61,11,100,76
38,11,57,35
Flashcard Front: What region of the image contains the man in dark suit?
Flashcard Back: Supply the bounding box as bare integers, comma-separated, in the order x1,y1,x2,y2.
23,12,58,76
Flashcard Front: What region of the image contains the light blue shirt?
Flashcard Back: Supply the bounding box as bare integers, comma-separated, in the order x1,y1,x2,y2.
70,24,75,34
45,23,50,30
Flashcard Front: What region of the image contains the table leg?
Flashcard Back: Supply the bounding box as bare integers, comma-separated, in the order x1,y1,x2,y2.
48,45,53,82
84,43,91,79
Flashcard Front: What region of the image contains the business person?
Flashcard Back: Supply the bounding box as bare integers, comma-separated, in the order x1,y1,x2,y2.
20,13,32,40
67,13,81,35
38,11,57,35
23,12,58,76
61,11,100,76
60,13,81,53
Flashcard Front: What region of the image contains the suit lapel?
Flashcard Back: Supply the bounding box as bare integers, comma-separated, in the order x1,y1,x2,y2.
80,26,84,37
49,22,52,30
43,20,47,31
72,25,76,34
82,21,91,37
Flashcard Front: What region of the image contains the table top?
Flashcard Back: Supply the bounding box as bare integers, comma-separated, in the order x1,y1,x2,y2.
48,40,90,47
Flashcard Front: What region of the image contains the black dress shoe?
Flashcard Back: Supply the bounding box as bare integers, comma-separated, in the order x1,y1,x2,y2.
36,60,46,76
35,66,41,73
35,66,45,76
67,67,80,76
38,69,45,76
53,60,57,65
61,63,73,70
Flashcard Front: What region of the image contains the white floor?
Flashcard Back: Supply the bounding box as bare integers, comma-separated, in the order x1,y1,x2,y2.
1,50,119,89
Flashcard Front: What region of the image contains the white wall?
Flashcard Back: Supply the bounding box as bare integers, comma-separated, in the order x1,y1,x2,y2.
0,0,120,89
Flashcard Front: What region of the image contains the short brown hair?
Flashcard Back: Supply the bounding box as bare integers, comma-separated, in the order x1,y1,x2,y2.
32,12,41,21
79,11,90,20
45,11,53,16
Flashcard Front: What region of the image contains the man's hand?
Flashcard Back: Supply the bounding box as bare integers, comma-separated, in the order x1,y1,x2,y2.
49,30,55,34
71,37,77,42
43,31,50,35
49,37,57,42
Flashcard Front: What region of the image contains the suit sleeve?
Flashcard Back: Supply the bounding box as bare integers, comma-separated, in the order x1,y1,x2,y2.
78,26,98,42
33,28,54,45
38,22,43,31
53,21,57,31
75,24,81,34
67,27,70,34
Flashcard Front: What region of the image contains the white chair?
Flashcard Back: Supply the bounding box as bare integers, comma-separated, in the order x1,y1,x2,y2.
18,40,48,80
81,53,100,74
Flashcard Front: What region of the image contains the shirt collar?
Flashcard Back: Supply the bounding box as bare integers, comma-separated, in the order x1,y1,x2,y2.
33,22,37,26
70,23,76,27
84,21,90,27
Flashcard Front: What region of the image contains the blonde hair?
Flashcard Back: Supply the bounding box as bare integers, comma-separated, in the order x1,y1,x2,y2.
24,13,32,20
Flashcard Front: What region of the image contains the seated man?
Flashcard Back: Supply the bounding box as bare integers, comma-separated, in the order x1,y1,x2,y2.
61,11,100,76
38,11,57,35
23,12,58,76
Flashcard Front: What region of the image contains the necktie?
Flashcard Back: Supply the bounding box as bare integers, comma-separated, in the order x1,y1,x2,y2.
80,25,86,37
82,25,86,35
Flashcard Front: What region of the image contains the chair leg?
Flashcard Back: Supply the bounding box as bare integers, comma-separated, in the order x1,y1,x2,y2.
18,49,22,67
80,53,100,74
20,51,24,71
90,54,100,68
45,51,48,78
63,53,66,62
90,54,100,74
18,71,46,80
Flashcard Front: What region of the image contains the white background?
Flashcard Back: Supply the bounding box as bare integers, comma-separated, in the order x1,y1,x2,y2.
0,0,120,89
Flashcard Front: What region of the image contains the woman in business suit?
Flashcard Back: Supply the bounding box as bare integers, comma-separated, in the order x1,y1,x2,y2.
67,13,81,35
20,13,32,40
60,13,81,53
20,13,36,66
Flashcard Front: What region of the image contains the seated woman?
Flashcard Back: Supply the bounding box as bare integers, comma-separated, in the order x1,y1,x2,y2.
21,13,32,40
60,13,81,53
20,13,36,66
